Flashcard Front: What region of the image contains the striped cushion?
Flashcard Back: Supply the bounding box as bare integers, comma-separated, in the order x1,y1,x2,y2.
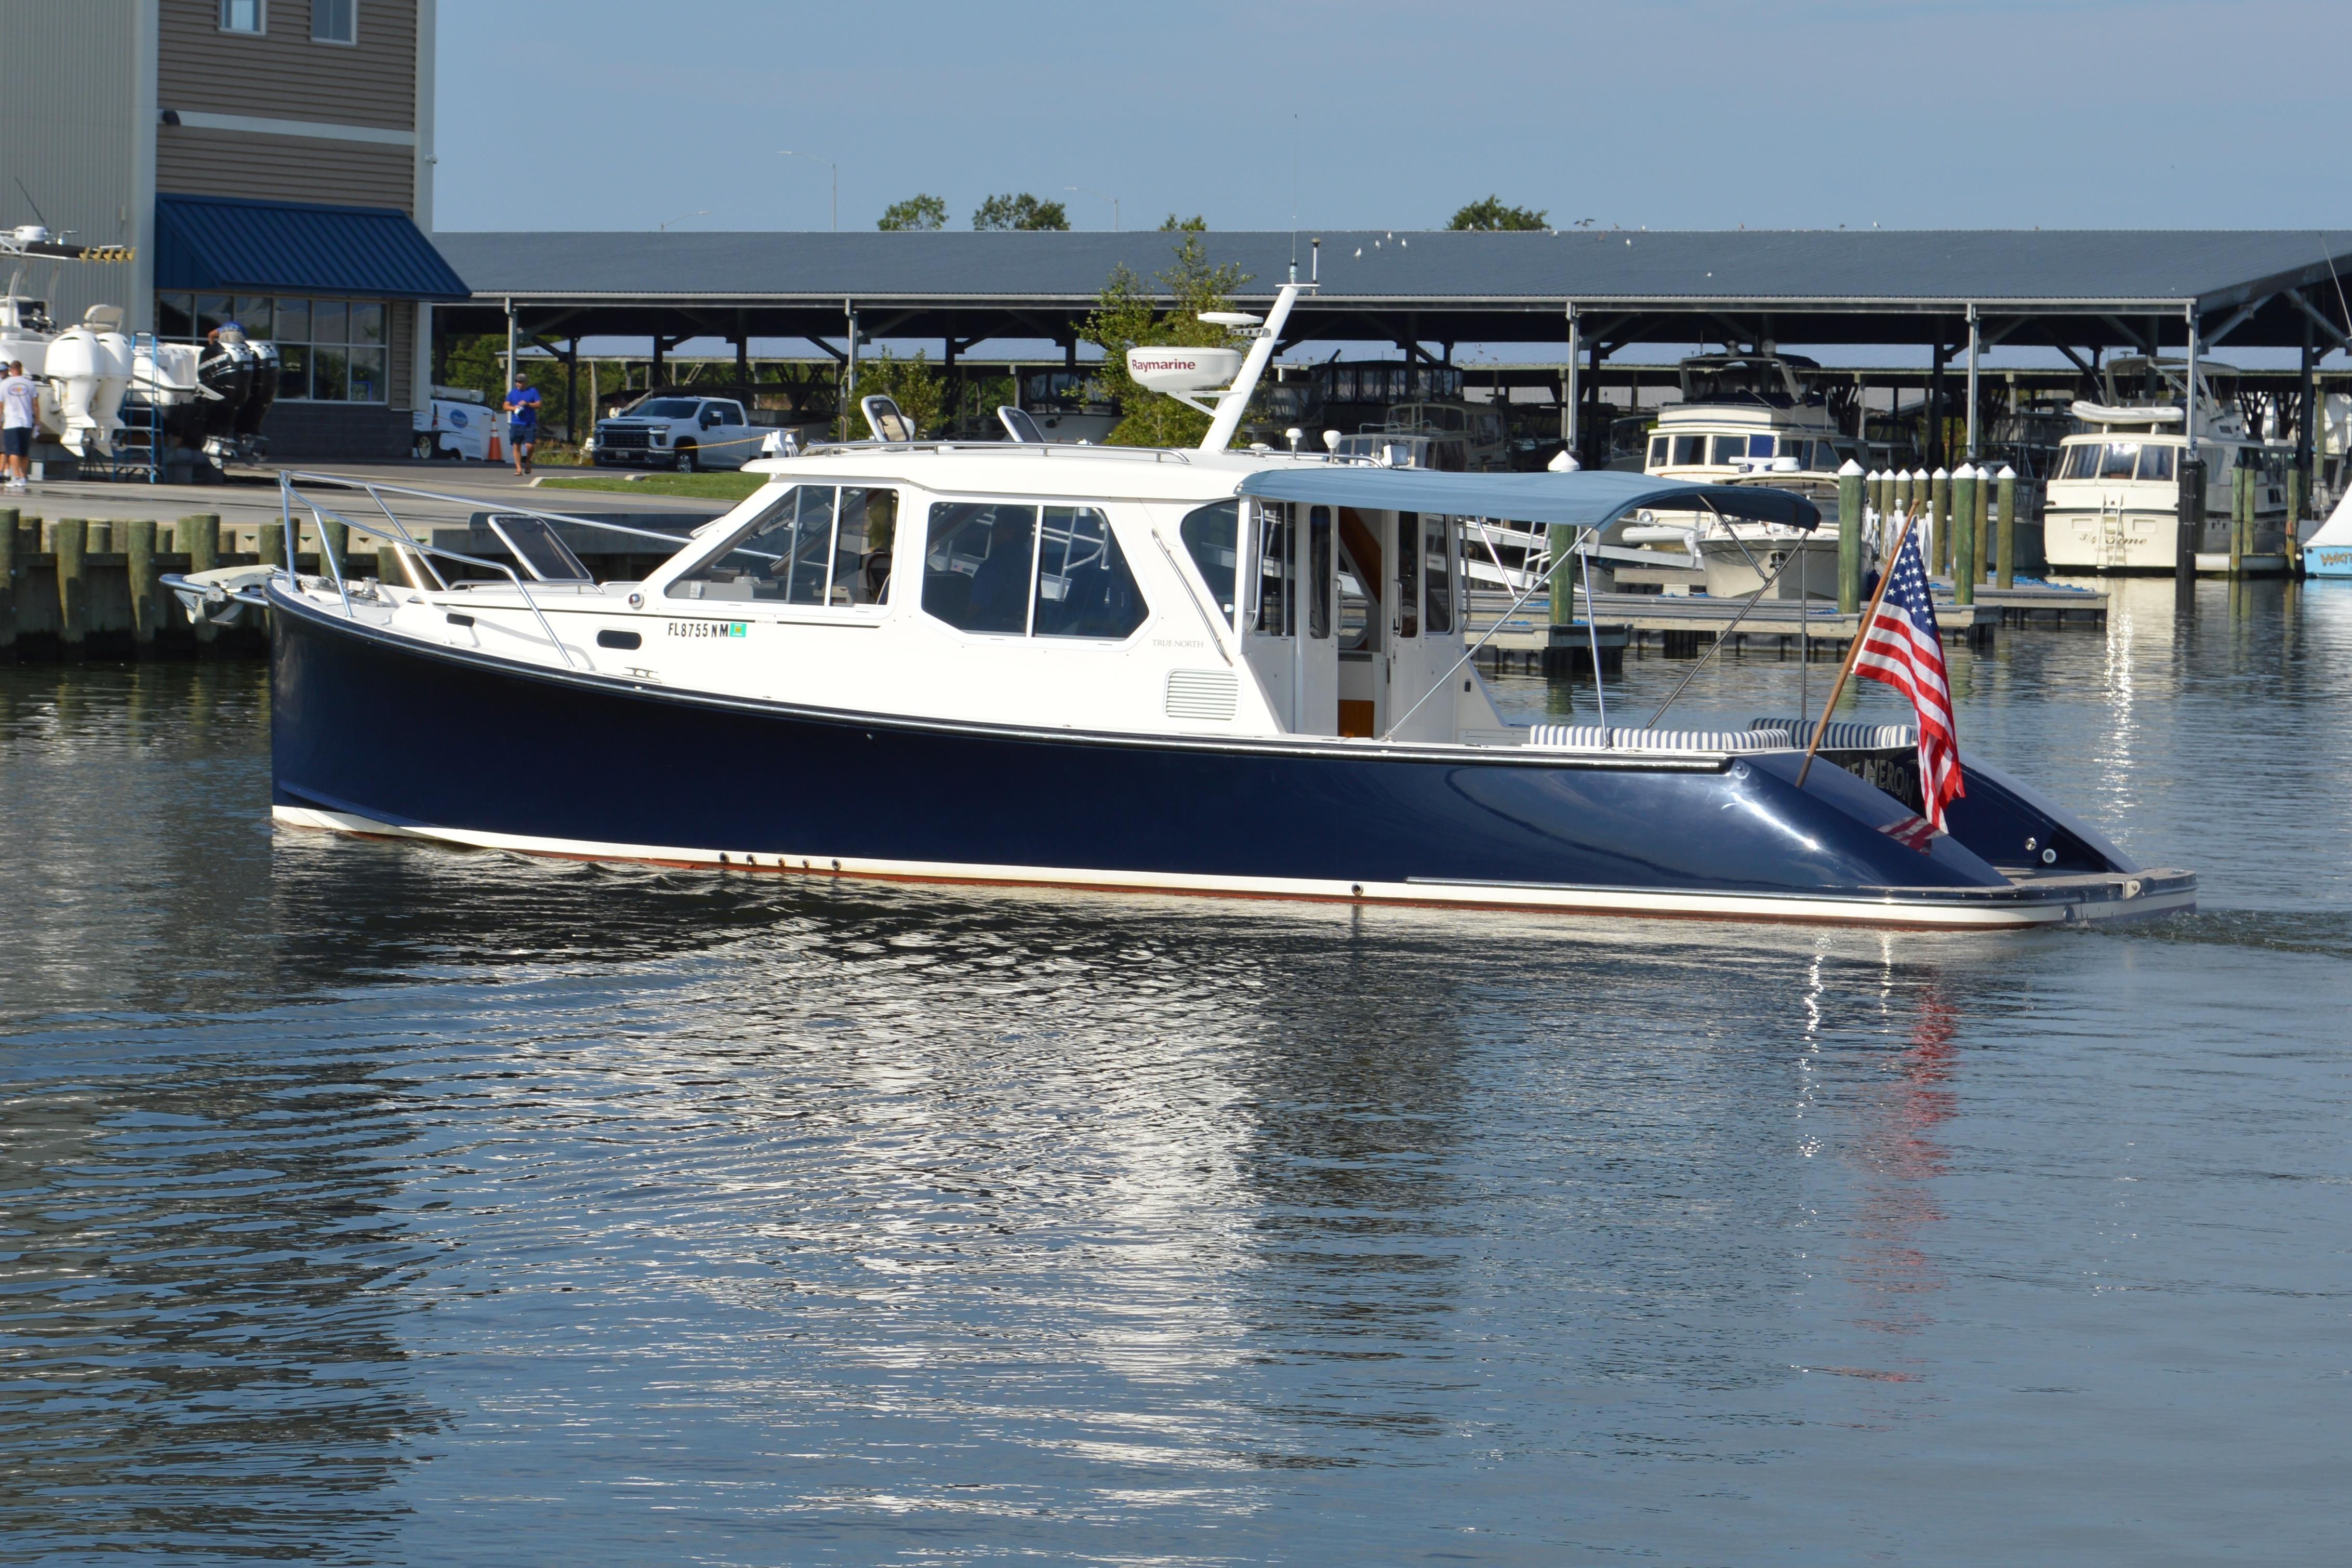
1750,716,1917,750
1526,724,1798,753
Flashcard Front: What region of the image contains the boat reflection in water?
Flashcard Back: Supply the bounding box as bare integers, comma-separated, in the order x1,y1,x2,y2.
184,284,2190,931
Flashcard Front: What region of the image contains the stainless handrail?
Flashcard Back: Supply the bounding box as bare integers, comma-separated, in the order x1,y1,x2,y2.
274,471,672,673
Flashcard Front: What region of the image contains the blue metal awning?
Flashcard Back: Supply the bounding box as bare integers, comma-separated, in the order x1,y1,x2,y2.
1237,467,1821,531
155,194,470,300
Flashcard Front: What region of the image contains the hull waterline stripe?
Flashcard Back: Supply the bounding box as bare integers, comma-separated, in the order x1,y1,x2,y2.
270,805,2193,930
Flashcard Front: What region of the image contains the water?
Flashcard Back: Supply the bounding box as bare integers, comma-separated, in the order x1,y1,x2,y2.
2,579,2346,1566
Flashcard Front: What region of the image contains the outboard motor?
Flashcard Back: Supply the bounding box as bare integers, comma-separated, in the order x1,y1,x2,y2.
196,328,256,451
233,339,278,456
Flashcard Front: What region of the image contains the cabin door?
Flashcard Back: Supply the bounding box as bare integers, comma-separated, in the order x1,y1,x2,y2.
1335,508,1383,737
1383,510,1461,743
1241,500,1338,735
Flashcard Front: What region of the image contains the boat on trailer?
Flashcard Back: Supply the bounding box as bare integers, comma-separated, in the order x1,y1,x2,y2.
180,289,2191,930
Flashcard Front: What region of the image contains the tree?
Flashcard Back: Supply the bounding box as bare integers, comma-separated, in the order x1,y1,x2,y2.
1081,232,1252,448
1448,195,1548,231
973,192,1069,231
1159,213,1207,232
841,346,944,440
877,194,947,231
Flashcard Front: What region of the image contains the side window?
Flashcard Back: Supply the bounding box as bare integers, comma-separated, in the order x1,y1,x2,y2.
1647,435,1668,468
2136,445,2176,484
1709,434,1749,466
1396,512,1419,639
1306,507,1332,640
923,502,1037,634
1179,500,1238,623
1671,434,1705,466
1749,434,1775,457
665,485,894,606
1251,502,1294,635
1034,507,1146,639
2098,443,2139,480
1423,514,1453,635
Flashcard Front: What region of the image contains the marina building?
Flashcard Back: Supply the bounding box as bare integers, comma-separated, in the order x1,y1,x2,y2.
0,0,463,459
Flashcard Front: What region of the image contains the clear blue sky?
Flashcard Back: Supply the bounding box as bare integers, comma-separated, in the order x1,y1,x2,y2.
438,0,2349,236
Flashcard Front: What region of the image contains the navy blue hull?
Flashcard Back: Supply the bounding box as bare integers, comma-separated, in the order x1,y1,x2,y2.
270,592,2083,911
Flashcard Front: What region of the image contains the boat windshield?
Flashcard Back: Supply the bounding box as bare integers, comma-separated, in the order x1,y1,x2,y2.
1179,500,1238,623
667,484,896,605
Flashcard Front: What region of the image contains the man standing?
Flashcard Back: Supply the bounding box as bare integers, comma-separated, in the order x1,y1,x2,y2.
503,373,540,476
0,360,36,493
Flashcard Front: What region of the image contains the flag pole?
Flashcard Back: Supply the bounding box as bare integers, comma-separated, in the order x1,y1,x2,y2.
1796,502,1921,789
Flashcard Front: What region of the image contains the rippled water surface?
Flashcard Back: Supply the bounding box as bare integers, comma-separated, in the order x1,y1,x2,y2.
2,579,2346,1565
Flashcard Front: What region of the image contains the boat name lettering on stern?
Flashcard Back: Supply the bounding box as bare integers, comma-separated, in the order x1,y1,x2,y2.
667,621,749,640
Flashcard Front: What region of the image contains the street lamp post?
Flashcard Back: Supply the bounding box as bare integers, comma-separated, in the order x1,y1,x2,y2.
1064,185,1118,232
778,151,836,232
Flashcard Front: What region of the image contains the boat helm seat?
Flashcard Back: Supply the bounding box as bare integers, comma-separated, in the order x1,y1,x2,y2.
1747,717,1918,750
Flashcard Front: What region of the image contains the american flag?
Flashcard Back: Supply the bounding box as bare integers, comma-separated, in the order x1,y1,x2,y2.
1855,529,1964,833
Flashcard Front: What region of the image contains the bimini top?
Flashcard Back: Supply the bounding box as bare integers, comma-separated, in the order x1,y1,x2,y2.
1237,467,1822,530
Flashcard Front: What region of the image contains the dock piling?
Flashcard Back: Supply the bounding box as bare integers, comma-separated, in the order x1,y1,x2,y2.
126,520,160,649
1971,461,1991,583
2230,460,2248,577
54,519,87,652
2176,457,2204,581
2288,467,2306,574
184,514,220,645
1995,466,2017,589
0,506,15,652
1951,466,1977,606
1838,462,1863,614
259,517,287,575
1930,468,1952,575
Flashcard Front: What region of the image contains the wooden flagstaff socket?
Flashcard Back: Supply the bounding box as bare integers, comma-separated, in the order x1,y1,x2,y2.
54,519,87,650
1996,466,2018,589
126,519,160,647
1797,502,1921,790
1838,462,1864,614
1951,466,1977,606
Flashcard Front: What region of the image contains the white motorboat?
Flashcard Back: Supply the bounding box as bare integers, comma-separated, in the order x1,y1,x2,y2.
2041,356,2293,575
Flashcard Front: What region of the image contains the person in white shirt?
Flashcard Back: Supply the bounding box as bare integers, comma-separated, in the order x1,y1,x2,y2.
0,360,36,491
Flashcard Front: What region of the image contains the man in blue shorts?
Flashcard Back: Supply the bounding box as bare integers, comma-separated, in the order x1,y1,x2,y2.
0,360,36,493
503,373,540,475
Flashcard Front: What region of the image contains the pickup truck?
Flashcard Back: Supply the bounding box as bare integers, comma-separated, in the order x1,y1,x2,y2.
590,396,757,471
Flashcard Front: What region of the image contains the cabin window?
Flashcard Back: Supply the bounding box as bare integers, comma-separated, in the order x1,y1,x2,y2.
921,502,1145,639
2058,444,2101,480
922,502,1036,633
1307,507,1332,639
1179,500,1238,623
1033,507,1147,639
1647,435,1668,468
1749,434,1775,458
670,485,896,606
1670,435,1705,466
2136,446,2176,483
1396,512,1419,639
2098,443,2141,481
1423,514,1454,634
1252,503,1295,636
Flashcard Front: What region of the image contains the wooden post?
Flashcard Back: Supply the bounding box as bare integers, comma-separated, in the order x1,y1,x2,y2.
0,505,15,653
184,513,219,644
2288,466,2306,574
55,518,87,652
2229,460,2247,577
1950,466,1977,605
318,519,349,578
2176,456,2203,579
87,520,112,555
1930,467,1951,576
259,514,288,574
1971,461,1991,583
1548,523,1575,629
1837,461,1863,615
1995,466,2018,589
126,519,160,649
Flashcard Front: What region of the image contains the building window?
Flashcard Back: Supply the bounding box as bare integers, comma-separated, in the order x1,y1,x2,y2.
219,0,266,34
153,293,388,404
312,0,356,44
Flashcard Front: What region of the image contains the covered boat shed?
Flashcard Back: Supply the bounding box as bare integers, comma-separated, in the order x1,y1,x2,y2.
429,227,2352,468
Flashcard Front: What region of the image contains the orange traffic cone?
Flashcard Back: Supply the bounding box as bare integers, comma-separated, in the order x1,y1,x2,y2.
488,427,502,463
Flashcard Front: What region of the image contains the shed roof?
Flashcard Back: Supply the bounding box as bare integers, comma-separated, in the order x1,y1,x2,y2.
429,229,2352,351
